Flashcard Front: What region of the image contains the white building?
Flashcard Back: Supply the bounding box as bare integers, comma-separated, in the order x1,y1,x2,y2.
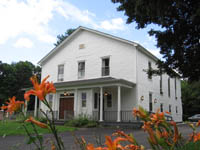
38,26,182,122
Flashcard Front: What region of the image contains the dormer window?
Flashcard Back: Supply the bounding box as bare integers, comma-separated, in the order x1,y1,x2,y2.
78,61,85,79
102,57,110,76
57,64,64,81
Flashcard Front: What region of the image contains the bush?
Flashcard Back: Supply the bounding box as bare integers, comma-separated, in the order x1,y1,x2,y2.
65,116,98,128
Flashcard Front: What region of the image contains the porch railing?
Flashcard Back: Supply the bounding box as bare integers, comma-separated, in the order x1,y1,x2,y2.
42,110,58,120
104,111,117,121
92,110,138,122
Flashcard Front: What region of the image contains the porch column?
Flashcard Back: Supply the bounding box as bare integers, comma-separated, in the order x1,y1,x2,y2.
74,89,78,117
99,87,103,122
34,96,38,117
117,86,121,122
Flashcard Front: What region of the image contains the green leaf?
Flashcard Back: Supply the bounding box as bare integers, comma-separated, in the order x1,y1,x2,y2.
26,136,36,144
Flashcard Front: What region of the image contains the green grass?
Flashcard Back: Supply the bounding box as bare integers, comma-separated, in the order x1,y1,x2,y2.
0,120,76,136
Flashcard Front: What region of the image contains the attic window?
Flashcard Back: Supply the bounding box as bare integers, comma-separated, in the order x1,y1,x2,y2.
79,44,85,49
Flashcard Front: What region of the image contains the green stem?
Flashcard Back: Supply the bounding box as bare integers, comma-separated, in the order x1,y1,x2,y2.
22,124,40,150
40,100,64,150
31,122,44,149
21,110,43,150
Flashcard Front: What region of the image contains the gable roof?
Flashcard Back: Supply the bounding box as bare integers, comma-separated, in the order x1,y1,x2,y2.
38,26,158,65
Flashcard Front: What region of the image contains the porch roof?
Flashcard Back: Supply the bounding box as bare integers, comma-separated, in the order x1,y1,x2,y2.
54,77,135,89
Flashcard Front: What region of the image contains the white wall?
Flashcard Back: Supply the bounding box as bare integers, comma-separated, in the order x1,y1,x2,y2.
136,49,183,122
41,30,136,83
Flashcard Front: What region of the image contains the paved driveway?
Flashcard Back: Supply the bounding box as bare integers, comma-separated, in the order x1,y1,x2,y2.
0,124,198,150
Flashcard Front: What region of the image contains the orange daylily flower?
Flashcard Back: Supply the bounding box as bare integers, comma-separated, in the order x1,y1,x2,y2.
1,96,24,114
133,107,147,119
165,111,171,115
124,144,144,150
196,120,200,127
150,109,165,126
104,136,127,150
51,142,56,150
142,122,157,145
161,129,169,139
114,131,136,144
25,116,48,128
24,75,56,101
170,121,180,143
155,129,162,139
189,132,200,142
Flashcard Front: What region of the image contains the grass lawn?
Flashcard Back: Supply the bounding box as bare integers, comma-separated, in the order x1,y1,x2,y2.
0,121,76,136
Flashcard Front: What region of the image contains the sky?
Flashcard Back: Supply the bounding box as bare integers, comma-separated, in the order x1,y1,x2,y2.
0,0,162,65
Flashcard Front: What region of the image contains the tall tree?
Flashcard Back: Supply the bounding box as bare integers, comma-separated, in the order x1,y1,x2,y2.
0,61,41,105
112,0,200,81
54,28,76,47
181,80,200,120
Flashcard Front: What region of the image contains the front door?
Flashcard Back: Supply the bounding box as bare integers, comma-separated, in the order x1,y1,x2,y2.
59,98,74,120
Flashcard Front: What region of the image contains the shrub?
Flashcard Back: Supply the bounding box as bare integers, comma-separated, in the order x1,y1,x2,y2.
65,116,97,128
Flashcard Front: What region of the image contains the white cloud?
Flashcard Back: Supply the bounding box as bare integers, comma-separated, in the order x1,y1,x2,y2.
55,1,96,25
99,18,125,31
14,38,33,48
0,0,58,44
0,0,125,45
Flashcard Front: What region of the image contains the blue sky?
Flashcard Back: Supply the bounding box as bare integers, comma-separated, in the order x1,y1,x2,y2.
0,0,162,65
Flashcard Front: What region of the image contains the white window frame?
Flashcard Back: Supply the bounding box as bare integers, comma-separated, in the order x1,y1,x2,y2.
81,92,87,107
102,57,110,76
78,61,85,79
48,94,53,108
57,64,64,81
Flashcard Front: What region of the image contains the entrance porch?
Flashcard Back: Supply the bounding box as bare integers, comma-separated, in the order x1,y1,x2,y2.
40,77,137,122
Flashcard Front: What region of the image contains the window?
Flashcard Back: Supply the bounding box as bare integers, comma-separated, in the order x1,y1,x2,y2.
48,94,53,108
148,61,152,79
94,93,98,109
160,103,163,112
78,61,85,79
81,93,87,107
102,58,110,76
160,75,163,95
79,44,85,49
176,106,178,113
175,78,177,99
58,64,64,81
169,104,172,113
107,94,112,108
168,77,171,97
149,93,153,112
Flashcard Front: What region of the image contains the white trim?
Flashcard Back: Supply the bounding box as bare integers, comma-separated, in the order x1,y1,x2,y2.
99,87,103,122
117,86,121,122
55,83,133,91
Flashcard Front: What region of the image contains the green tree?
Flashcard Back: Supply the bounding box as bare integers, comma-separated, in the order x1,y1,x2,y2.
181,80,200,120
0,61,16,104
0,61,41,105
112,0,200,81
54,28,76,47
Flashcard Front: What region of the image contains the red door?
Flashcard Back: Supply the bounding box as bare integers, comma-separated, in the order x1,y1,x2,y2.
59,98,74,119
